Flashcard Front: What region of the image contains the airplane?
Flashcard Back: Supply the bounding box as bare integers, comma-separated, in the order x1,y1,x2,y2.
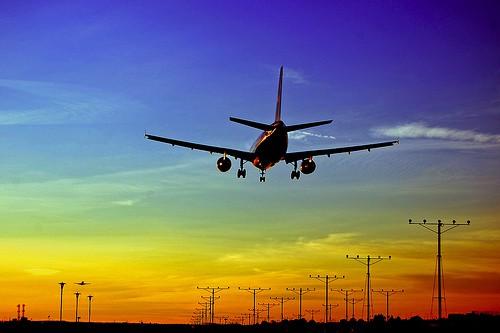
75,281,91,286
145,66,398,182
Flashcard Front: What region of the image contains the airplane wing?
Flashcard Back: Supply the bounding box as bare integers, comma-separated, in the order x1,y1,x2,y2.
284,140,399,163
145,133,255,161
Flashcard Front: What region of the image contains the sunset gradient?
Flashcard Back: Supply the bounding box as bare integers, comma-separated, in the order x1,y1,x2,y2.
0,0,499,323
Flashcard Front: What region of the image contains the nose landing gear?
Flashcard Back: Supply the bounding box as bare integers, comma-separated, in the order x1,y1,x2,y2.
259,169,266,182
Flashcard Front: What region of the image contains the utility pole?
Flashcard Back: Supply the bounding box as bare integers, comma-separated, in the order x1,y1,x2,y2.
332,288,363,321
239,287,270,325
286,287,315,319
305,309,320,321
409,218,470,320
372,289,404,320
258,302,278,322
58,282,65,321
87,295,93,323
309,274,344,323
270,296,294,322
74,292,80,322
197,286,229,324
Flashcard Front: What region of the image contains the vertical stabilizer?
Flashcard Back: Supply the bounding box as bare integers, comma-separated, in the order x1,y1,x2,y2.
275,66,283,122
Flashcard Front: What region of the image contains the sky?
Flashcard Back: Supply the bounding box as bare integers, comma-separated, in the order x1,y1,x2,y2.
0,0,499,324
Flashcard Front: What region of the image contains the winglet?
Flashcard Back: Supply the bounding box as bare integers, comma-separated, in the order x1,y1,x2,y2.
275,66,283,122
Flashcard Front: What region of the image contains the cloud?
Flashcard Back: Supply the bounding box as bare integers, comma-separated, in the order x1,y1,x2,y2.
373,123,500,144
0,79,143,125
111,199,138,207
24,268,60,276
284,68,308,84
288,131,336,141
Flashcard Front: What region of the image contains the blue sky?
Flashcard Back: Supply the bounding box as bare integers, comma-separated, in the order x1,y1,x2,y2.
0,0,499,322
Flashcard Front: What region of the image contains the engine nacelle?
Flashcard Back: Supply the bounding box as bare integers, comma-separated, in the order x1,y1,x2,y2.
217,156,231,172
300,159,316,174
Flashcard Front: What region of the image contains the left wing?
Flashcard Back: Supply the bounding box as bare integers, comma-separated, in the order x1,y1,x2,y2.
145,133,255,161
284,140,399,163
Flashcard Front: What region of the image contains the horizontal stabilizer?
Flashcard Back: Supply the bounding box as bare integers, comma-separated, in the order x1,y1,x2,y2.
229,117,274,131
286,120,333,132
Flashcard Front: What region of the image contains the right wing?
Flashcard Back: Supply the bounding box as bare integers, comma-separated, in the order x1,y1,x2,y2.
284,140,399,163
145,133,255,161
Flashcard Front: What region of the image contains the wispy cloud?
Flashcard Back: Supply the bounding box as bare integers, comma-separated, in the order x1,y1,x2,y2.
0,79,143,125
284,67,308,84
288,131,336,141
373,122,500,144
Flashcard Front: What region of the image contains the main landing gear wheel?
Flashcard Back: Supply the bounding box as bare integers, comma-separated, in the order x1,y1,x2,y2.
237,159,247,179
237,169,246,178
290,161,300,180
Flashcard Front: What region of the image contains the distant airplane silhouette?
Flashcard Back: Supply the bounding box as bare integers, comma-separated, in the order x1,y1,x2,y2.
75,281,90,286
146,66,398,182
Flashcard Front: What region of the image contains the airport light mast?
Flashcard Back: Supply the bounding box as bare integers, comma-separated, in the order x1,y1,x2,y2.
372,289,404,320
309,274,344,323
346,255,391,322
258,302,279,322
74,292,81,322
58,282,65,321
197,286,229,324
87,295,93,323
286,287,315,320
332,288,363,321
269,296,295,322
239,287,270,325
409,218,470,320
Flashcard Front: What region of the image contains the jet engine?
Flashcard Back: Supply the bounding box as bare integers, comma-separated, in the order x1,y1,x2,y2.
300,158,316,174
217,156,231,172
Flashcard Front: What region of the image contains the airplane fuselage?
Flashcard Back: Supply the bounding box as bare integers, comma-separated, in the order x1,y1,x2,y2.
251,120,288,170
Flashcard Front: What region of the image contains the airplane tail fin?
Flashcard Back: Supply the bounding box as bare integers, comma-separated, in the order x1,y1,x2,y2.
275,66,283,122
229,117,274,131
286,120,333,132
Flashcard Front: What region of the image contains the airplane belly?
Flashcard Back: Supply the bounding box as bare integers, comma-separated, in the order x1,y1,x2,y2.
252,132,288,170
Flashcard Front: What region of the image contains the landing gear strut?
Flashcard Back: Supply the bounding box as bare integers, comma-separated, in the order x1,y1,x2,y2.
291,161,301,180
259,169,266,182
237,159,246,178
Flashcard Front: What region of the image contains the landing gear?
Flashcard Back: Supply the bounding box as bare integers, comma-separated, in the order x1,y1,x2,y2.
237,159,246,178
259,169,266,182
290,161,301,180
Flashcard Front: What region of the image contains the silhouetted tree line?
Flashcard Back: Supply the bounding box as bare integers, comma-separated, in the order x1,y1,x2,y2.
0,313,498,333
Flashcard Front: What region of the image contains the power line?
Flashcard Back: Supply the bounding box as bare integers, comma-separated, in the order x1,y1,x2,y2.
286,287,315,320
346,255,391,322
238,287,270,325
372,289,404,320
409,218,470,320
309,274,345,323
197,286,229,324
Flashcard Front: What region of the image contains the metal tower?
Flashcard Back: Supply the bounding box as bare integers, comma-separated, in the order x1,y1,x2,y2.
309,274,344,323
239,287,270,325
58,282,65,321
197,286,229,324
346,255,391,322
269,296,294,321
409,218,470,320
372,289,404,320
286,287,315,319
